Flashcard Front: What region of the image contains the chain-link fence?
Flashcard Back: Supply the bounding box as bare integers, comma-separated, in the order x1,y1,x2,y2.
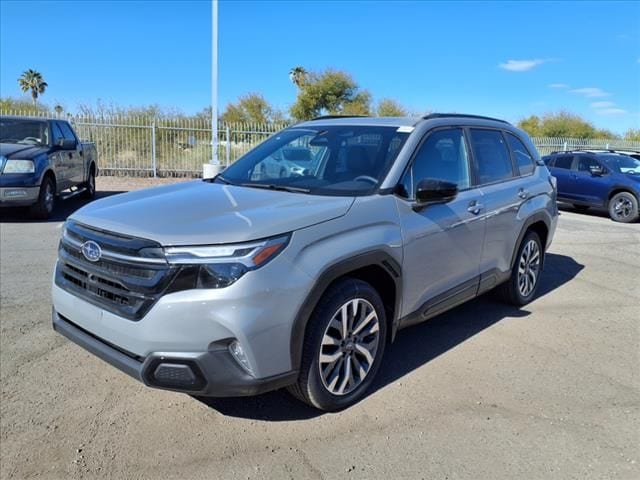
2,110,638,176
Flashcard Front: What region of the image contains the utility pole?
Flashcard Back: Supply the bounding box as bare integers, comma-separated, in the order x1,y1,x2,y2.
204,0,220,178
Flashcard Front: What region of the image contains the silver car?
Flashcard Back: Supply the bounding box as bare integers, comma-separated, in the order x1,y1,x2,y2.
52,114,558,411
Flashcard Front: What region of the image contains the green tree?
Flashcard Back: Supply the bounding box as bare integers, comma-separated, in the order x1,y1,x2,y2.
624,128,640,141
220,93,281,124
290,69,371,121
517,111,613,139
18,69,48,105
289,66,307,88
0,96,48,113
377,98,408,117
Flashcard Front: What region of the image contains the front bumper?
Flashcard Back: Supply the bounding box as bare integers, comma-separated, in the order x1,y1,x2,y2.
52,309,297,396
0,186,39,206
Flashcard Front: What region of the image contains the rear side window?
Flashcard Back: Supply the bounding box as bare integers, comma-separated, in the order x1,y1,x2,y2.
469,129,514,184
553,155,573,169
506,133,535,176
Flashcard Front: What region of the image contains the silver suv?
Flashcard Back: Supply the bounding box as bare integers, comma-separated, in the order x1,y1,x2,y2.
52,114,558,411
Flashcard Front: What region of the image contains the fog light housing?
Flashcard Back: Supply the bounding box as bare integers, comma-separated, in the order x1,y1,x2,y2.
229,340,254,376
5,189,27,197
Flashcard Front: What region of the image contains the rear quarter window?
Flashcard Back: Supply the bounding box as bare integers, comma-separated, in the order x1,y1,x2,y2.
506,133,535,176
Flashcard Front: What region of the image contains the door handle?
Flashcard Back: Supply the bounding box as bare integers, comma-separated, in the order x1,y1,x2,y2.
467,200,483,215
518,189,529,199
68,152,73,159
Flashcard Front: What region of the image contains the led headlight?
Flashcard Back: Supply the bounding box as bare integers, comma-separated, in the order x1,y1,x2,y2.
3,159,35,174
164,234,290,289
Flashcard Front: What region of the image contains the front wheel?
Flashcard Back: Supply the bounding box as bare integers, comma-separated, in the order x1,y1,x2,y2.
608,192,639,223
82,167,96,200
288,278,387,411
496,231,543,306
29,176,56,219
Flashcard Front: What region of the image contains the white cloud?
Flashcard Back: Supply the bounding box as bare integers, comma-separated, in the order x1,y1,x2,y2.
549,83,569,89
570,87,611,98
590,101,615,108
499,59,546,72
594,108,627,116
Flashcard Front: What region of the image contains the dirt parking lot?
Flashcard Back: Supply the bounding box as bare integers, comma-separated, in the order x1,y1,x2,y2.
1,177,639,479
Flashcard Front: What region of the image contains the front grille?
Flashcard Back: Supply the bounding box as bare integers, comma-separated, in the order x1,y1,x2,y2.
55,221,177,321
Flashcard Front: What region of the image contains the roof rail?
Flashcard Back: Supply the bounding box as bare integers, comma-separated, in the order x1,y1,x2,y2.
549,148,625,155
422,113,510,124
311,115,370,120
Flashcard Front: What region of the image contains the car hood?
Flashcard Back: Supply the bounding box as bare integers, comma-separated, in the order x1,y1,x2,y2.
70,180,355,246
0,143,49,159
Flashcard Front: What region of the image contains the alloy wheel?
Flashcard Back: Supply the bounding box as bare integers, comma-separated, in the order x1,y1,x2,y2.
318,298,380,396
517,239,540,297
612,197,633,221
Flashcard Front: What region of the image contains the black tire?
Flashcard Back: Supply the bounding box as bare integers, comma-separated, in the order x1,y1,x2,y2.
496,231,543,306
288,278,387,411
608,192,639,223
82,165,96,200
573,204,590,212
29,176,56,219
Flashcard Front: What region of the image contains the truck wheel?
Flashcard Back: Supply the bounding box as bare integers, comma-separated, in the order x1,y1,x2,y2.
608,192,639,223
82,166,96,200
496,231,543,306
288,278,387,411
30,176,56,219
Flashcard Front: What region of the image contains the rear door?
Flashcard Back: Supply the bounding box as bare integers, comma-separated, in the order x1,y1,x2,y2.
57,121,84,185
568,155,610,206
547,154,575,201
396,127,486,320
468,128,535,279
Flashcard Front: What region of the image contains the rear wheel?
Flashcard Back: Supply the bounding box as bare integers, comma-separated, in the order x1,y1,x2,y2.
29,176,55,219
608,192,639,223
288,278,387,411
496,231,543,306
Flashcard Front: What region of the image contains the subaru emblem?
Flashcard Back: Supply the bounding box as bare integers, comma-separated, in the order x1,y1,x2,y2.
81,241,102,262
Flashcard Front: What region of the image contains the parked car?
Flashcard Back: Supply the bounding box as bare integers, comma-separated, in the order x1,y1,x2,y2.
0,116,97,219
253,146,321,179
52,113,558,411
542,150,640,223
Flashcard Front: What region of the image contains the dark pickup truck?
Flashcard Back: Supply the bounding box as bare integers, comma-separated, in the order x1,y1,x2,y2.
0,116,97,218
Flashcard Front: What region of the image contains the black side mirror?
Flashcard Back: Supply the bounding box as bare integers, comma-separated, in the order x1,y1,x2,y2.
589,165,604,176
57,138,75,150
413,178,458,210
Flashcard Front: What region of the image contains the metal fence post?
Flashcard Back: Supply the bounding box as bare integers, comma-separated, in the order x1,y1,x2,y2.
226,126,231,166
151,120,157,177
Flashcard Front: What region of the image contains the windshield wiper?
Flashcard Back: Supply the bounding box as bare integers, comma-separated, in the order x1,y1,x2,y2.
238,182,311,194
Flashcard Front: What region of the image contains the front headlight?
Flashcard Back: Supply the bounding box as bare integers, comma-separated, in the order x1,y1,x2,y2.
164,234,290,289
3,159,35,174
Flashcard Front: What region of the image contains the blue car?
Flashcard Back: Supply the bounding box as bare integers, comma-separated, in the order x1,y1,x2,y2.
543,150,640,223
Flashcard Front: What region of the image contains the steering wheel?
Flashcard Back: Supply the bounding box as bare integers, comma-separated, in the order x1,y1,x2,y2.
353,175,378,184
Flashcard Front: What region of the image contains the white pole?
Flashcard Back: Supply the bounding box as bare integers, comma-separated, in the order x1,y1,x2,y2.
204,0,220,178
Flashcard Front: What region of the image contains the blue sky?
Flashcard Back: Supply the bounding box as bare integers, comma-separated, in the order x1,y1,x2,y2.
1,1,639,133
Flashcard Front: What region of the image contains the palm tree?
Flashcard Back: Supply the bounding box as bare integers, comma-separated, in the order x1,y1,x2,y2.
289,66,307,88
18,69,48,105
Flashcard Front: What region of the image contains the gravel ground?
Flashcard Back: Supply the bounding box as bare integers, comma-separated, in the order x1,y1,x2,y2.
1,177,639,479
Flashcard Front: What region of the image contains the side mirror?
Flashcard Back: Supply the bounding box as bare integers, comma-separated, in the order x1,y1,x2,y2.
413,179,458,210
589,165,604,176
57,138,76,150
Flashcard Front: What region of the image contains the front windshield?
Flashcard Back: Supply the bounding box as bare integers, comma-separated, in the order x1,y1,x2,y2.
601,155,640,175
218,125,411,196
0,118,49,146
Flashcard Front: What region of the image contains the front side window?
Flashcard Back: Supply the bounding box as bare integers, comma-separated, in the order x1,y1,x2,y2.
58,122,76,143
576,156,601,172
399,128,470,198
506,133,535,176
469,129,514,184
219,126,410,196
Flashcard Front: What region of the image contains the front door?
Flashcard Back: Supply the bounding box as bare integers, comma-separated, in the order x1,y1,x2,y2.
396,127,485,321
57,121,83,185
568,155,610,207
